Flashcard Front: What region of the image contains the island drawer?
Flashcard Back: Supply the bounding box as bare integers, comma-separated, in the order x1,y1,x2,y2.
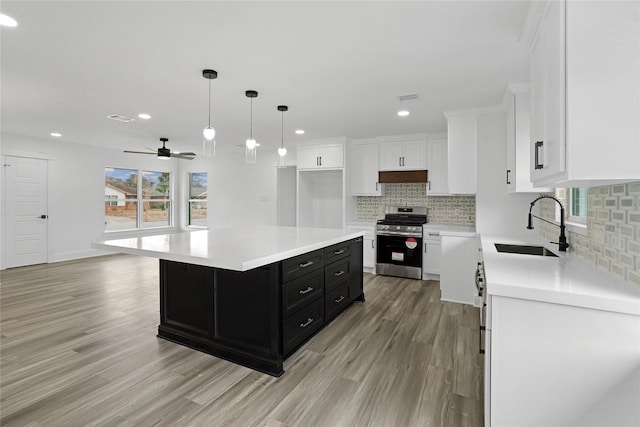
325,281,350,321
283,297,324,355
324,242,351,264
281,249,323,282
325,259,350,291
282,270,324,318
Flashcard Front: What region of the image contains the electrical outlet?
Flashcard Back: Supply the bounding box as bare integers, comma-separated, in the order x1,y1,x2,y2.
591,222,605,244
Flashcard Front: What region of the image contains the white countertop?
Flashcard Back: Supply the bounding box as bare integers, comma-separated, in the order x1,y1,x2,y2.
93,226,364,271
481,235,640,316
423,224,476,237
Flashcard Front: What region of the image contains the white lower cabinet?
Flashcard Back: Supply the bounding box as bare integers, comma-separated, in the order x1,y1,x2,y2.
488,295,640,426
440,235,478,304
422,229,441,279
347,225,375,271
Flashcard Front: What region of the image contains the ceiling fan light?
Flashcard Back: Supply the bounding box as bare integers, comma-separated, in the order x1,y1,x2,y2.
203,126,216,141
246,138,257,150
278,147,287,157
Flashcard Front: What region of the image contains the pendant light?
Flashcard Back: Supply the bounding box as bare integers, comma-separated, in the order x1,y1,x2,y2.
202,69,217,156
245,90,258,163
277,105,288,168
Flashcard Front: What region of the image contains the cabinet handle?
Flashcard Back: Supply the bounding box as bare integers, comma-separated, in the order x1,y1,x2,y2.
428,181,431,191
299,260,314,268
534,141,544,170
371,240,375,249
300,317,314,328
334,270,346,277
506,169,511,185
375,182,379,191
316,157,319,166
402,156,405,167
424,243,427,252
399,157,402,167
319,156,322,166
334,296,345,303
299,286,314,295
333,249,345,255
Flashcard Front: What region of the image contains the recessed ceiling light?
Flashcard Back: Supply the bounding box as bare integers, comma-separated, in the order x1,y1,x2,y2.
50,132,62,137
397,110,410,117
0,14,18,27
138,113,151,120
295,129,305,135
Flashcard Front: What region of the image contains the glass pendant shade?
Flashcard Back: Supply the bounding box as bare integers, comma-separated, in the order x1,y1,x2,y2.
245,138,257,163
202,69,218,155
245,90,258,164
202,138,215,157
277,105,288,168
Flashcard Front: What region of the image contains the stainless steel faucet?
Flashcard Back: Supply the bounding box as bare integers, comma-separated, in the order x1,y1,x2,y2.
526,195,569,252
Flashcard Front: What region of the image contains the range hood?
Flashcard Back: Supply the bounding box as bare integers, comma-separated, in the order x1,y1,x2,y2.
378,170,428,183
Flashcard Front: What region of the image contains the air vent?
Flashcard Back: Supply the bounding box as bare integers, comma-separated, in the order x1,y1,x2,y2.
107,114,135,123
398,94,420,103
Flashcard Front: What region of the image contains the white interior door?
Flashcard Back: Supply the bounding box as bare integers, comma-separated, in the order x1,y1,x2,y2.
4,156,48,268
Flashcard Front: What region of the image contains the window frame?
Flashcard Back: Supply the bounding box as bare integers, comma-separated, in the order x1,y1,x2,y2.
187,171,208,228
554,187,588,235
104,167,174,233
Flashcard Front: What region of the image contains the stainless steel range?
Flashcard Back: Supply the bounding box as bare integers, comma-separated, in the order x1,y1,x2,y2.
376,206,427,280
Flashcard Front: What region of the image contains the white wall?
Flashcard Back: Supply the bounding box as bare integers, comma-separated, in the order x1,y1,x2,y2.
476,110,534,239
1,135,278,269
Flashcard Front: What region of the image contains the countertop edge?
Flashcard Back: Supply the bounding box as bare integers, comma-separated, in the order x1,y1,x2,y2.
93,229,365,271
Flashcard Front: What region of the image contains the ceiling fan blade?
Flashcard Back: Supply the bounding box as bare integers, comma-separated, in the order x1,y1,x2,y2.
124,150,156,155
176,152,196,156
171,154,195,160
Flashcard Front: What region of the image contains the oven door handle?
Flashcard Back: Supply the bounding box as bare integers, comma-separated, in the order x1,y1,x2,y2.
376,231,423,238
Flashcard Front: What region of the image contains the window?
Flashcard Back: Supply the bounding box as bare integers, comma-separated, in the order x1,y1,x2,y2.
105,167,172,232
188,172,207,227
555,187,587,227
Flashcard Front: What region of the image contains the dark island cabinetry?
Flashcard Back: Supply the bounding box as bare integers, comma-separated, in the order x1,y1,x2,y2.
158,237,364,376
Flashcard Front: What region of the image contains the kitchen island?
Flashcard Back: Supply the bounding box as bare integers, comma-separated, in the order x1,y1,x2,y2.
93,226,365,376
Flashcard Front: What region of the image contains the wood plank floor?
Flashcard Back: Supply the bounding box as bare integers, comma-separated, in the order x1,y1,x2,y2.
1,254,484,426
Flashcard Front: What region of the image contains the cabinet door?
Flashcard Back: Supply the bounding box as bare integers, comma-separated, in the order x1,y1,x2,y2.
506,94,517,192
351,143,381,196
426,138,449,195
447,113,477,194
531,0,566,183
363,236,375,269
423,238,442,275
297,145,320,169
378,141,403,171
318,144,344,168
401,139,427,170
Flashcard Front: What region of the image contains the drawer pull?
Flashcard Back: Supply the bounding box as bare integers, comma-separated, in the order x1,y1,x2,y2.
299,286,314,295
334,270,346,277
300,317,314,328
334,296,345,303
299,261,314,268
333,249,346,255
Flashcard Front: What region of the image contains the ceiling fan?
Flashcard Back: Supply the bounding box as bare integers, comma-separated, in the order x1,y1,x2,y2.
124,138,196,160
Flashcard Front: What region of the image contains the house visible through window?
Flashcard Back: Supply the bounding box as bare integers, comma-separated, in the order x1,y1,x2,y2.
105,167,172,232
188,172,207,227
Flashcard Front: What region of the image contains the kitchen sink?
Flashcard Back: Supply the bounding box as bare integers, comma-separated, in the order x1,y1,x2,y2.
494,243,558,257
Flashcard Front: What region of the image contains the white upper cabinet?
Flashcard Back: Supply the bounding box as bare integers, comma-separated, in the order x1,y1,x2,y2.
505,84,550,193
443,111,477,194
297,142,344,170
350,141,382,196
426,136,449,195
378,136,427,171
525,0,640,187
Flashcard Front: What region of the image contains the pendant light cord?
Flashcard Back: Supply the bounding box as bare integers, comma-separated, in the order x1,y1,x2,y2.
250,98,253,139
208,79,212,128
280,111,284,148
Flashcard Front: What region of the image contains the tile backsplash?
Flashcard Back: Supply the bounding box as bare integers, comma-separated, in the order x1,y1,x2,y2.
538,181,640,286
356,183,476,226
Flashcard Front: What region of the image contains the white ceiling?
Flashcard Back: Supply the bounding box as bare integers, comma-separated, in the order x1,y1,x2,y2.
1,1,530,155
